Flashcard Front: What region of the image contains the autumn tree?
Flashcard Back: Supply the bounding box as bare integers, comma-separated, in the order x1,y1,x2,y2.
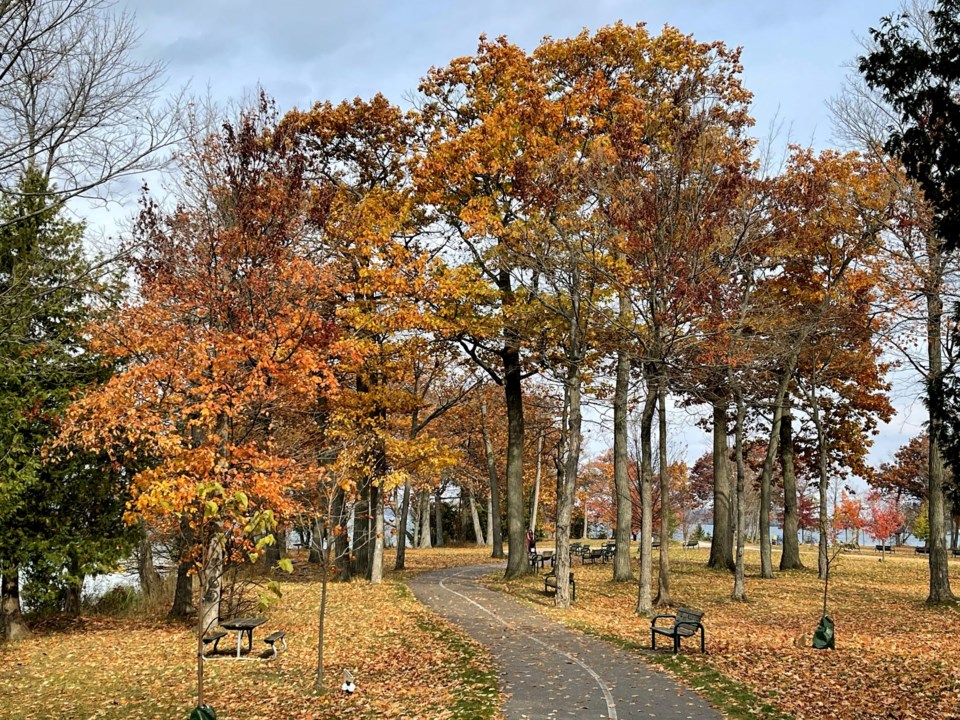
866,491,906,560
860,0,956,602
61,97,339,707
418,38,552,579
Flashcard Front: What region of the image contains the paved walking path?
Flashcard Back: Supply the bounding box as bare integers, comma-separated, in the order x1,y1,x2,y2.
408,565,721,720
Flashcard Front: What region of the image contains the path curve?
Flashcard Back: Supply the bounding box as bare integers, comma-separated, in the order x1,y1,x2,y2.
408,565,721,720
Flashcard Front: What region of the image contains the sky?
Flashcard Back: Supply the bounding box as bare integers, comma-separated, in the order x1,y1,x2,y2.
114,0,926,472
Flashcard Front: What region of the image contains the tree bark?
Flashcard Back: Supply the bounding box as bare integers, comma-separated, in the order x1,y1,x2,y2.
707,398,735,570
926,244,955,602
479,400,503,557
807,393,831,579
199,535,223,636
502,342,528,579
636,384,657,615
434,485,444,547
758,358,797,579
369,485,384,584
333,485,351,581
352,482,371,576
63,554,83,616
137,520,162,598
612,342,634,581
485,495,493,547
1,564,29,641
553,349,583,607
418,490,432,548
469,483,485,545
732,383,747,601
170,516,195,618
779,408,804,570
530,433,543,534
394,479,412,570
654,377,671,607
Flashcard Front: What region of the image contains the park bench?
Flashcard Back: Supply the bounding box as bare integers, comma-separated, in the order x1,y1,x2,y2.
651,607,705,654
201,630,228,656
581,548,605,564
875,544,895,553
953,548,960,557
602,543,616,560
263,631,287,659
544,571,576,602
683,540,698,549
915,546,930,554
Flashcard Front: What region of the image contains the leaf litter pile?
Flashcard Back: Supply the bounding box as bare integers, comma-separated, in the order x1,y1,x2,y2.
487,547,960,720
0,547,501,720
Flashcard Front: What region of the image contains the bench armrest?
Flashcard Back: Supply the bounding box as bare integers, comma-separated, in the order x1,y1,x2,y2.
650,614,677,627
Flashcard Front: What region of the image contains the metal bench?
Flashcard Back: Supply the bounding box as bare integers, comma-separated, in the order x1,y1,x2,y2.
544,571,575,602
581,548,605,564
651,607,705,653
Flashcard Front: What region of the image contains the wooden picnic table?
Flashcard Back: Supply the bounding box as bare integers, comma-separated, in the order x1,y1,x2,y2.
220,617,267,658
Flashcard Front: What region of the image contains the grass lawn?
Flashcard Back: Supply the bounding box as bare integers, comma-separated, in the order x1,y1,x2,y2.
485,545,960,720
0,547,502,720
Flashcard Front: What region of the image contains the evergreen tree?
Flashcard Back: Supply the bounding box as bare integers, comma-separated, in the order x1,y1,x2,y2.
0,168,133,640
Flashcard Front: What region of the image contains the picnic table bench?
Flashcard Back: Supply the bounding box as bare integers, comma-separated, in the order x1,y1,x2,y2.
264,631,287,659
544,571,576,602
220,617,267,658
651,607,706,654
201,630,228,656
875,544,895,553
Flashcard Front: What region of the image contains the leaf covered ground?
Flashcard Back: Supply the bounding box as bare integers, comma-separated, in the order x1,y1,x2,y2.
486,546,960,720
0,547,502,720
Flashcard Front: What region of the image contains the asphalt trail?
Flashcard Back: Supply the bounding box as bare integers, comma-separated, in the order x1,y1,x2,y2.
408,565,722,720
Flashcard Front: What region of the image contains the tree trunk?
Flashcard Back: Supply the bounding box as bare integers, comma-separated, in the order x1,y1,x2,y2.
333,485,351,581
779,408,804,570
170,516,195,618
553,352,583,607
137,520,163,598
1,564,29,641
636,384,657,615
352,483,371,577
732,383,747,601
758,358,797,579
707,398,734,571
470,483,485,545
394,479,412,570
369,485,384,584
808,394,831,579
199,535,223,636
479,400,503,557
502,343,528,579
418,490,432,548
315,527,331,691
927,244,955,602
63,554,84,616
654,378,671,607
434,486,444,547
530,433,543,534
612,342,634,581
485,495,493,547
309,516,323,563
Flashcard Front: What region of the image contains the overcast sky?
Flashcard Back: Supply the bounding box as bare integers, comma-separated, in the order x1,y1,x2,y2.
117,0,925,472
